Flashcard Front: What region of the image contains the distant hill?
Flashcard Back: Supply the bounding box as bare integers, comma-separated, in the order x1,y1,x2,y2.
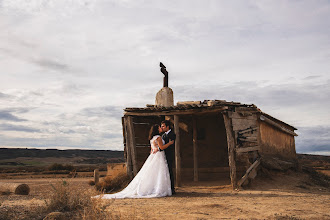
0,148,124,160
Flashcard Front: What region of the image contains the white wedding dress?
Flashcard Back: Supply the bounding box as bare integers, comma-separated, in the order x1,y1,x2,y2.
95,135,172,199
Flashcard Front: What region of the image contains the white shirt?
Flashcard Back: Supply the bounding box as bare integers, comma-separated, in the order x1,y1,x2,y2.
165,129,171,135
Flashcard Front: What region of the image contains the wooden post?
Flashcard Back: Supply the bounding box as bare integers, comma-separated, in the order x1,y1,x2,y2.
223,112,237,189
192,115,199,182
174,115,181,187
124,117,133,178
127,116,138,176
94,169,99,185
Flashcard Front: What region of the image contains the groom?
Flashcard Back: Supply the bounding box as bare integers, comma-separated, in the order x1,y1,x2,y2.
156,120,176,195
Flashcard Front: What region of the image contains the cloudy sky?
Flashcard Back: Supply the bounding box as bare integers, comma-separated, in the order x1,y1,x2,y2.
0,0,329,155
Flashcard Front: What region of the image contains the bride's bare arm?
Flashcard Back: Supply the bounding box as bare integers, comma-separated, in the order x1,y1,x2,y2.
156,137,174,150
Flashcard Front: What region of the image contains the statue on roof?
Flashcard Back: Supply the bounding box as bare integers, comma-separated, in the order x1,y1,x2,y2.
160,62,168,87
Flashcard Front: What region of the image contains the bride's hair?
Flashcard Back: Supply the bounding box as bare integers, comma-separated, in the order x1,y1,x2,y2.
148,124,160,140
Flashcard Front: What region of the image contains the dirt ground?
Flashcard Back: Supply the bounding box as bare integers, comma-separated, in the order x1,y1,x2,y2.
1,170,329,219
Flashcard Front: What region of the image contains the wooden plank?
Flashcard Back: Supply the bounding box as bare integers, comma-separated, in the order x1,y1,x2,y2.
238,127,258,135
122,117,126,144
132,122,151,125
236,146,260,154
177,101,201,105
256,118,262,154
238,133,258,138
124,106,228,116
222,112,237,189
127,116,138,176
260,115,298,136
237,158,261,187
235,107,259,112
192,115,198,182
123,117,133,178
237,136,258,143
174,115,181,187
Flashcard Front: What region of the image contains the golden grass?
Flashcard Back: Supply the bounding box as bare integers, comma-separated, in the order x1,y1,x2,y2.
0,180,122,220
46,180,117,219
95,173,131,193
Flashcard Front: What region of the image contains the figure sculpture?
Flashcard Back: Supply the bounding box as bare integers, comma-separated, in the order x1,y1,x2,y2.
160,62,168,87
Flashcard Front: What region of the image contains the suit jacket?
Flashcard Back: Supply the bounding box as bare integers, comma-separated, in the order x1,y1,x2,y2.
162,130,176,162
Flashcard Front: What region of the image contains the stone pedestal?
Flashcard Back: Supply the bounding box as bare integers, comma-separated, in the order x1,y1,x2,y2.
155,87,174,107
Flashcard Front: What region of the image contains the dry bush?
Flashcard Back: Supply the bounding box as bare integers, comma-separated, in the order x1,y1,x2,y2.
46,180,116,219
88,180,95,186
47,180,91,212
48,163,75,171
95,173,131,193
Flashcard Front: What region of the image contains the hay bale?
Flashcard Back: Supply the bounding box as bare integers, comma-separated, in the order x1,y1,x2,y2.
0,182,30,195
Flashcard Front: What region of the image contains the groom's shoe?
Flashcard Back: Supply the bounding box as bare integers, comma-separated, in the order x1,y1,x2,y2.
172,190,176,195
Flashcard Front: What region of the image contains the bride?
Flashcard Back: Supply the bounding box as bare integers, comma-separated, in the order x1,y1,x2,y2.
94,124,174,199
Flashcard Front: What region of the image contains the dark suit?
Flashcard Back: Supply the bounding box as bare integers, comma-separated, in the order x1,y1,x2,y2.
162,130,176,193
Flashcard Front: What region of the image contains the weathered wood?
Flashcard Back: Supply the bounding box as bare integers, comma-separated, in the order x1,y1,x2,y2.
238,126,258,135
192,116,198,182
238,132,258,138
234,107,259,112
174,115,181,187
124,117,133,178
256,118,262,151
124,106,228,116
179,122,189,132
177,101,201,105
122,117,126,144
94,169,99,184
260,115,298,136
132,122,151,125
135,144,152,147
229,112,258,120
237,158,261,187
222,112,237,189
236,146,260,154
232,120,257,131
164,116,171,121
127,116,138,176
237,136,258,143
0,183,30,195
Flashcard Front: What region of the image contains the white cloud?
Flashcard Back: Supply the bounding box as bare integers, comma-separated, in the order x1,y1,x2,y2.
0,0,329,154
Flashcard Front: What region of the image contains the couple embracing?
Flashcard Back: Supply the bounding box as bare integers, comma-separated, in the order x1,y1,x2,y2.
97,120,176,199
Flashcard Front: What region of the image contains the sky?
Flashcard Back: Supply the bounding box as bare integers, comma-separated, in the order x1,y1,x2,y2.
0,0,329,155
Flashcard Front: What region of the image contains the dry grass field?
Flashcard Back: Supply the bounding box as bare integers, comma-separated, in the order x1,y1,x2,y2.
0,153,329,219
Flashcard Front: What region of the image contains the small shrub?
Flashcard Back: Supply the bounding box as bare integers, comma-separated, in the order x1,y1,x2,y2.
45,180,114,219
42,170,70,174
48,163,75,171
95,173,130,193
47,180,89,212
